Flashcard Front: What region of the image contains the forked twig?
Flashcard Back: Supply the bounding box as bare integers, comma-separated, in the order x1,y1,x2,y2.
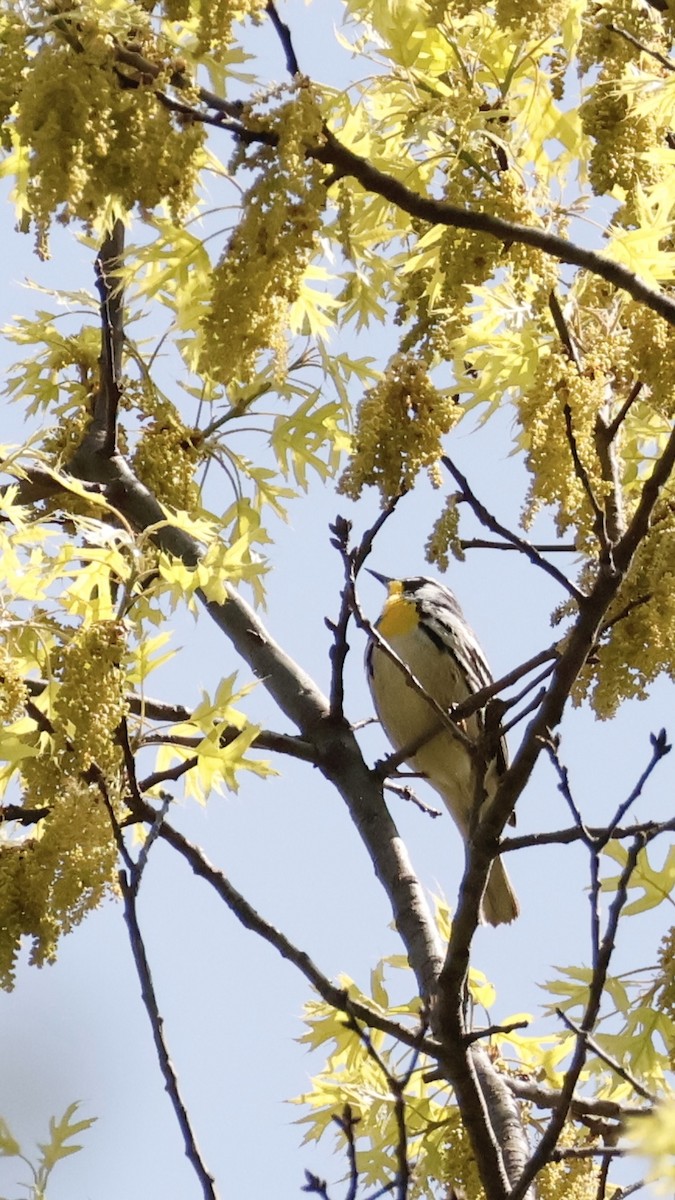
442,455,583,601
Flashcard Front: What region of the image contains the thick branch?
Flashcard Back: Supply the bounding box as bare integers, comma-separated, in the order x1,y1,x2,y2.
315,132,675,329
508,1077,648,1122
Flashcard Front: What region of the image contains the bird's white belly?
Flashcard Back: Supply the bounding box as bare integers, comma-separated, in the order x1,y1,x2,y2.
368,627,479,828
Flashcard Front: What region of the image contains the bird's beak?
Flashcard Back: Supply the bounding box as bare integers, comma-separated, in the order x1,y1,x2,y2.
366,569,392,587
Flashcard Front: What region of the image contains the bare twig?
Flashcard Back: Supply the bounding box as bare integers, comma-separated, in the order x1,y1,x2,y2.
94,220,125,457
604,381,643,445
549,290,583,373
302,1169,332,1197
606,728,671,837
333,1105,360,1200
563,404,609,555
464,1018,531,1045
442,454,583,600
550,1145,625,1162
22,693,218,1197
153,816,444,1060
328,499,403,718
460,538,577,553
266,0,301,75
137,757,199,792
344,1014,422,1200
510,836,645,1200
609,1181,648,1199
597,593,651,639
556,1010,658,1104
498,688,549,738
383,781,443,818
119,870,219,1200
542,735,588,835
502,813,675,852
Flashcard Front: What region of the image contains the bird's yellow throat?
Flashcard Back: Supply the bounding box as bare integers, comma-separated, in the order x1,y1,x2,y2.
377,583,418,638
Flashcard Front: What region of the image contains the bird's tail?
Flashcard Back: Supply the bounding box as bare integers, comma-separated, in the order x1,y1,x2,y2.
482,856,520,926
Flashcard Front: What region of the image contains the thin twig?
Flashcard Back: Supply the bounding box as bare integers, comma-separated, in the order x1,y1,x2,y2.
266,0,301,75
344,1014,419,1200
605,728,671,838
460,538,577,553
597,593,651,639
507,1077,648,1122
609,1181,648,1200
94,221,125,457
383,781,443,818
328,498,403,718
550,1145,625,1162
464,1018,530,1045
563,404,610,556
442,454,583,600
333,1105,360,1200
606,21,675,71
542,736,589,838
542,735,601,958
604,381,644,444
137,757,198,792
510,836,646,1200
118,870,219,1200
556,1010,658,1104
154,816,444,1060
549,290,583,373
502,813,675,852
498,689,548,738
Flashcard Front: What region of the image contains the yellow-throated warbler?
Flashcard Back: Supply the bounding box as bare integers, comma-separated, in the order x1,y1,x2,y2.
365,572,519,926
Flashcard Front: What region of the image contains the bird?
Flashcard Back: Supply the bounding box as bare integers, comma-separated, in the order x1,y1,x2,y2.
365,572,519,926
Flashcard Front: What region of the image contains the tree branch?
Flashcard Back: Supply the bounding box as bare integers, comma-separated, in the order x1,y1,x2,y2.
606,21,675,71
150,814,443,1058
442,454,583,600
327,499,402,719
509,836,645,1200
118,870,219,1200
563,404,610,557
508,1077,648,1122
314,131,675,329
502,813,675,852
22,678,317,762
93,220,125,457
266,0,301,76
556,1010,658,1104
